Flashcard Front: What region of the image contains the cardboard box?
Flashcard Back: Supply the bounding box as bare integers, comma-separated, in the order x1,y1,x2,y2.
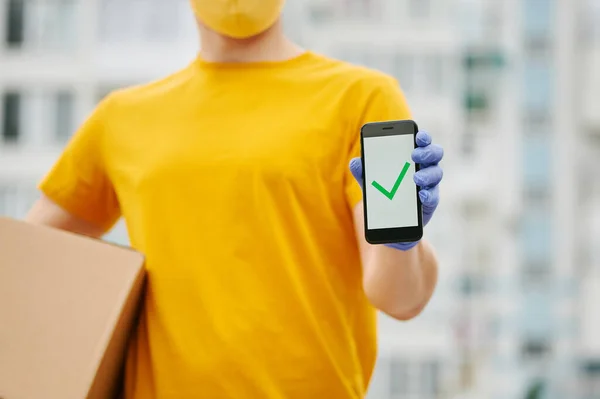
0,217,145,399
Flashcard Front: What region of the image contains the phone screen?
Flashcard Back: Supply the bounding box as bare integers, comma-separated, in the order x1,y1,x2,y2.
360,120,422,244
363,134,418,229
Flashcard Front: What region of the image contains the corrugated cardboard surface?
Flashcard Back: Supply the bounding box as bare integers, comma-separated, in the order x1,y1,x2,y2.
0,217,145,399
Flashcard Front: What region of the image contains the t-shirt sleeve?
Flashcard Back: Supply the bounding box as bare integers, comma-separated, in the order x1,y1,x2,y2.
345,76,412,209
38,95,120,232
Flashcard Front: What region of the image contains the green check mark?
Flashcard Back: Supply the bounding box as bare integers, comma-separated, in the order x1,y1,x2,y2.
371,161,411,200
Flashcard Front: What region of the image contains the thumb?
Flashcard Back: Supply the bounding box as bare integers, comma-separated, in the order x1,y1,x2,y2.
349,158,363,185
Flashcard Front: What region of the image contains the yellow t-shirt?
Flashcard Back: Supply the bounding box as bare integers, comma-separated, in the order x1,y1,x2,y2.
39,52,411,399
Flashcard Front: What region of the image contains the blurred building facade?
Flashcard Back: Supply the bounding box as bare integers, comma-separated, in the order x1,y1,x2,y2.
576,0,600,396
0,0,199,242
1,0,599,398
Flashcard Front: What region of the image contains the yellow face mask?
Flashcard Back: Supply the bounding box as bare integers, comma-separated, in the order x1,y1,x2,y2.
190,0,285,39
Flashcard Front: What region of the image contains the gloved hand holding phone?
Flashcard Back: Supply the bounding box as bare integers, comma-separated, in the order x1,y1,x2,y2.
349,131,444,251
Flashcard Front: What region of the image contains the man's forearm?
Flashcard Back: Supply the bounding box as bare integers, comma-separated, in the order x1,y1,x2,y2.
362,240,438,320
25,196,105,238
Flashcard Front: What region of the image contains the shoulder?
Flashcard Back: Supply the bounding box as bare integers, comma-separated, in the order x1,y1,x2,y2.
101,62,197,112
304,52,401,98
302,52,410,122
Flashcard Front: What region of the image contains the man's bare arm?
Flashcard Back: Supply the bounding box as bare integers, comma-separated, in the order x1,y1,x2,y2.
354,203,438,321
25,195,105,238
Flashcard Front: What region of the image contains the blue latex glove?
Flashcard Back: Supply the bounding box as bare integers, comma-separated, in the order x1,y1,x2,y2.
349,131,444,251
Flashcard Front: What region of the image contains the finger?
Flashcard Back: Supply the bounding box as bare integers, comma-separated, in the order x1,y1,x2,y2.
412,144,444,165
349,157,363,185
416,131,432,147
419,185,439,211
414,165,443,188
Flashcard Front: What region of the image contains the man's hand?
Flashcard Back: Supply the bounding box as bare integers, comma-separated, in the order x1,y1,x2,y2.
349,131,444,250
348,130,443,320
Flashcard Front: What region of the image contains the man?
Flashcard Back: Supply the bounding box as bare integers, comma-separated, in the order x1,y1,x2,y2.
25,0,444,398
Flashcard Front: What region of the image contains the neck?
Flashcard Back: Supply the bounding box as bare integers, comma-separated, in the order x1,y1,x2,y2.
197,20,304,63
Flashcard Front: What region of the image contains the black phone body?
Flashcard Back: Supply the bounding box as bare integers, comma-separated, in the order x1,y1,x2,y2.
360,120,423,244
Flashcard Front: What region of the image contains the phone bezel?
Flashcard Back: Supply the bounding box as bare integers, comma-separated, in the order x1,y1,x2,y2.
360,120,423,244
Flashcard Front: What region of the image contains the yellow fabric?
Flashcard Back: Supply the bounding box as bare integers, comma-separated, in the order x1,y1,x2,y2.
39,52,411,399
190,0,284,38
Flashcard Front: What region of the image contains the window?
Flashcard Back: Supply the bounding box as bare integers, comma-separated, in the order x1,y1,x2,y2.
524,381,547,399
519,292,553,339
581,360,600,398
522,260,552,284
4,0,77,51
40,0,78,50
523,109,552,133
523,113,553,130
458,273,484,296
521,339,552,361
464,91,489,116
520,193,553,282
5,0,25,47
523,0,553,41
583,361,600,376
307,2,335,24
389,358,442,399
342,0,382,20
524,35,552,54
389,359,410,396
421,362,440,396
2,92,21,143
55,91,75,142
522,134,552,189
523,61,553,115
462,51,504,121
521,208,552,266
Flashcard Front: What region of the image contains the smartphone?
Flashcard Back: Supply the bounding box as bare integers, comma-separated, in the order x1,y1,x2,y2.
360,120,423,244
